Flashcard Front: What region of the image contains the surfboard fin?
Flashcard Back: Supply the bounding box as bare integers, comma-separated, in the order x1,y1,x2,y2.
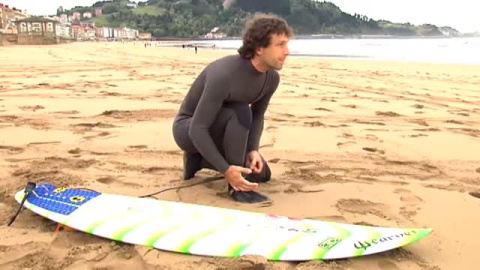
7,181,36,226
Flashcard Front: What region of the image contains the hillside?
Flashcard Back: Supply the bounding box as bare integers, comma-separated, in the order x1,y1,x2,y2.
59,0,460,38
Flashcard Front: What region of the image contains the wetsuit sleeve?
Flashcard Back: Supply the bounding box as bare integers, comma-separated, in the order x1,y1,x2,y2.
247,73,280,152
188,73,231,173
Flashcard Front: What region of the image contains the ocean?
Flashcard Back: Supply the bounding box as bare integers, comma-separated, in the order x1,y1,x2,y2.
188,37,480,66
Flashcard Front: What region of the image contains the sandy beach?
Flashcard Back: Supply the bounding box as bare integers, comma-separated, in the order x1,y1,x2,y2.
0,41,479,270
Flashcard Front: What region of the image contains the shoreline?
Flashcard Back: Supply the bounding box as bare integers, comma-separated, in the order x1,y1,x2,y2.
152,42,480,66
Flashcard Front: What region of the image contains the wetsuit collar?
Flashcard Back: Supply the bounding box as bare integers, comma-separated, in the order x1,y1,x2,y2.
244,56,266,75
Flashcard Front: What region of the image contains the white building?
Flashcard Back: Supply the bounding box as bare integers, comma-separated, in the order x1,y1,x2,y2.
204,27,226,39
83,12,92,19
84,27,96,40
96,26,114,38
55,23,72,38
59,14,68,24
125,27,138,39
114,28,127,39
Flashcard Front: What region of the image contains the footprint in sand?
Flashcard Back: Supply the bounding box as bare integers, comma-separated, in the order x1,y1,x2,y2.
0,145,24,154
307,215,347,223
476,167,480,173
362,147,385,154
51,230,108,248
408,134,428,138
335,199,396,222
68,148,81,154
394,188,424,219
366,134,378,141
18,105,45,112
0,242,51,268
125,145,148,152
469,192,480,199
53,110,79,114
337,141,357,149
283,182,324,194
407,119,429,127
382,248,436,269
445,120,464,125
376,111,402,117
378,260,401,270
314,107,332,112
268,158,280,164
304,121,325,127
96,176,116,184
341,133,354,139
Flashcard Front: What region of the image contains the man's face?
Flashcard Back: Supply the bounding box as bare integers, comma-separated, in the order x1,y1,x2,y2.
257,33,290,71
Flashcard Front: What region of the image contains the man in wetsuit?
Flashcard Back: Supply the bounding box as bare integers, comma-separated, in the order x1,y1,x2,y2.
172,14,292,203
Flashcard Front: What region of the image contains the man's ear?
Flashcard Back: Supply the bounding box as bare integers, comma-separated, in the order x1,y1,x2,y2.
255,47,263,57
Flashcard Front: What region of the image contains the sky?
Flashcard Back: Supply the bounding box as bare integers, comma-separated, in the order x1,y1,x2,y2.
3,0,479,33
2,0,147,14
325,0,480,33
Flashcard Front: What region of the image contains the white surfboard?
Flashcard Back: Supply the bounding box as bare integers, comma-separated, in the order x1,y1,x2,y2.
14,182,432,261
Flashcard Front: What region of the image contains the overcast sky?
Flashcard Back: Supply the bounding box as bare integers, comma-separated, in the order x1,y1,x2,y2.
3,0,147,15
4,0,479,33
326,0,480,33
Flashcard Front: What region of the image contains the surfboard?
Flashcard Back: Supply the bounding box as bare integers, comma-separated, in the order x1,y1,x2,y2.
14,182,432,261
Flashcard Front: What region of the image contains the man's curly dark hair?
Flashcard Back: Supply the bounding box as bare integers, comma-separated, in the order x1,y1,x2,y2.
238,13,293,60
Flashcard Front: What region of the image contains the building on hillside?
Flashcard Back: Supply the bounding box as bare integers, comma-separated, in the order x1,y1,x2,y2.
56,23,72,39
84,27,96,40
80,21,95,28
1,3,28,33
73,12,81,21
124,27,138,39
138,33,151,40
96,26,114,39
95,8,102,17
204,27,226,39
114,28,127,39
59,14,68,24
83,12,92,19
71,25,85,40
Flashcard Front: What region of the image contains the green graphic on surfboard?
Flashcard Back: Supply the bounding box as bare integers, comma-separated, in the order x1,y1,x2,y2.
13,183,432,261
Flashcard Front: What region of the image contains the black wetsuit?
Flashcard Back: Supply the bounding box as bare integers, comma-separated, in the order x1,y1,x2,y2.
172,54,280,202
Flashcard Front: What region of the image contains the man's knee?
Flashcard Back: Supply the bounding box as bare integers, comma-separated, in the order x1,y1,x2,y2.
224,102,252,129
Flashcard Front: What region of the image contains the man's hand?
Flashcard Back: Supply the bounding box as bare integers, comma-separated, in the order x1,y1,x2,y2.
224,165,258,192
246,150,263,174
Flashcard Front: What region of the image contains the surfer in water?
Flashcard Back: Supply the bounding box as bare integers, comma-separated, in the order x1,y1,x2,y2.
172,14,292,203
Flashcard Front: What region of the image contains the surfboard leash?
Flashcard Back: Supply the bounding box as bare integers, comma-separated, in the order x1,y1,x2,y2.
139,176,224,199
7,181,36,226
8,177,224,225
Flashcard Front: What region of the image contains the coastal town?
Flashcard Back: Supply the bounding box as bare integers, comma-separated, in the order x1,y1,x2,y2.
0,2,151,45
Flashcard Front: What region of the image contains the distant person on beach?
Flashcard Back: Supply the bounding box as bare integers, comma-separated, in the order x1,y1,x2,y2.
172,14,292,203
195,46,198,54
